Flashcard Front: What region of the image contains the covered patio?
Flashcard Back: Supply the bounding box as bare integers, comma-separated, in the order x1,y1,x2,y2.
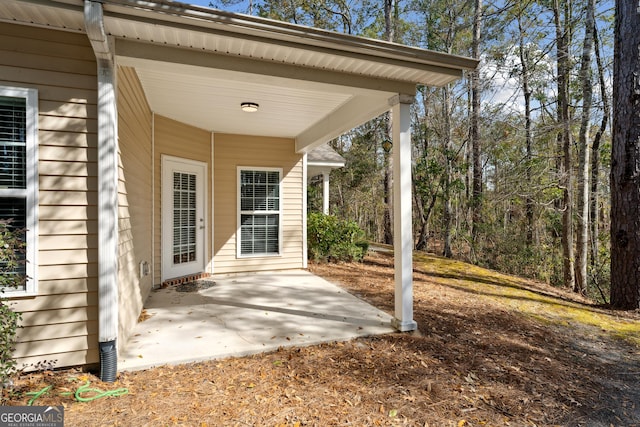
119,271,394,371
95,0,476,335
0,0,477,377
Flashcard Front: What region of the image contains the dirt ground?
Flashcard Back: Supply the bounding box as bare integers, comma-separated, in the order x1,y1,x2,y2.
4,250,640,426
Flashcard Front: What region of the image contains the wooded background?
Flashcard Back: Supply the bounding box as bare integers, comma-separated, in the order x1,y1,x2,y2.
210,0,615,303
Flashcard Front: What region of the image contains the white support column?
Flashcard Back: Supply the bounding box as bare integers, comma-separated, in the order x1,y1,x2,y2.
302,153,308,268
390,95,417,332
322,171,330,215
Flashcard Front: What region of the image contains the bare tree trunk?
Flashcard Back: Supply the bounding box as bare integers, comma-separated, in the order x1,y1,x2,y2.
415,88,438,252
413,178,438,251
383,141,393,244
443,85,453,258
610,0,640,309
590,21,609,270
517,15,534,245
574,0,595,295
382,0,394,245
553,0,575,289
470,0,483,244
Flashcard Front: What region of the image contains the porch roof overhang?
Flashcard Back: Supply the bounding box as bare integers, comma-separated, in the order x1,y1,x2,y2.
0,0,479,152
307,143,345,180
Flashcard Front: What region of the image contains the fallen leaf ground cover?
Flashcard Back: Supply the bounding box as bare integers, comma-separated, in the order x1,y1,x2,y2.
3,250,640,426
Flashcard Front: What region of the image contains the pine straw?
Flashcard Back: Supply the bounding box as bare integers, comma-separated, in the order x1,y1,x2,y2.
4,251,640,426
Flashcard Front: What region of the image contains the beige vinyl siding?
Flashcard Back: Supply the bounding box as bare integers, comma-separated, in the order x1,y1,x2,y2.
117,66,153,346
153,115,212,284
213,133,304,273
0,23,100,369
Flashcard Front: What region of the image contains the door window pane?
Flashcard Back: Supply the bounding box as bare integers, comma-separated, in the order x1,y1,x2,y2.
172,172,197,264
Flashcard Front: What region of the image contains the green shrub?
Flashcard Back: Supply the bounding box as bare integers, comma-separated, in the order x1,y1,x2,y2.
0,221,24,388
307,213,368,262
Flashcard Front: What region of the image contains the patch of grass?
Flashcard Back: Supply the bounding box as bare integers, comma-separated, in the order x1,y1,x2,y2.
413,251,640,347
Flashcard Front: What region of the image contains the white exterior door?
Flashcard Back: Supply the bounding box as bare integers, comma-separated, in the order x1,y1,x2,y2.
162,156,207,281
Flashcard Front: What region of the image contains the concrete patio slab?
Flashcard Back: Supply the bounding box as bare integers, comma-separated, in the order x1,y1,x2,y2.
119,270,395,371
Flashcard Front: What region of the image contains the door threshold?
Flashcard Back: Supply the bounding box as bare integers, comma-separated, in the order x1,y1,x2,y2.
161,272,211,288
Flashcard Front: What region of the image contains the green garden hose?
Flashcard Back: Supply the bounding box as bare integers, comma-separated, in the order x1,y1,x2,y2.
25,381,128,405
74,381,128,402
26,385,52,406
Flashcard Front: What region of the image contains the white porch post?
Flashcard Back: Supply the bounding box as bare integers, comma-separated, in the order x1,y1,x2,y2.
322,171,330,215
390,95,417,332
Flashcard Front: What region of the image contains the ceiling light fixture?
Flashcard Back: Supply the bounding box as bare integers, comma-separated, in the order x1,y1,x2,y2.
240,102,259,113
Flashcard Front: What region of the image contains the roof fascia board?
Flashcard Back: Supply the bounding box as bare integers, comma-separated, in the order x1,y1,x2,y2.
295,95,392,153
101,0,478,72
115,38,418,94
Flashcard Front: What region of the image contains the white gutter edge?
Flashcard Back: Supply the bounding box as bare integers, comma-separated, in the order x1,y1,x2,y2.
84,0,119,381
307,161,346,169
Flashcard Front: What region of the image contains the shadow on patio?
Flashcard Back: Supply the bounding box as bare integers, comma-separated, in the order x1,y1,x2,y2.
119,270,395,371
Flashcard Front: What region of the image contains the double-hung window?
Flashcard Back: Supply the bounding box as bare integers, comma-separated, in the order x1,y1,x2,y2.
238,168,281,257
0,86,38,295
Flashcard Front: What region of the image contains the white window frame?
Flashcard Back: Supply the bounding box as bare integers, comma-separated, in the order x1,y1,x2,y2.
0,86,38,296
237,167,282,258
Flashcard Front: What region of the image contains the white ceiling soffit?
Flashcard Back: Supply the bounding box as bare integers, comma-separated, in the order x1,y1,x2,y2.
128,61,362,139
0,0,85,32
117,56,394,147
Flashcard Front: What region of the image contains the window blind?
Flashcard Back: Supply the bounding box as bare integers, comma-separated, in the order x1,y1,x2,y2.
239,170,280,256
0,96,26,190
